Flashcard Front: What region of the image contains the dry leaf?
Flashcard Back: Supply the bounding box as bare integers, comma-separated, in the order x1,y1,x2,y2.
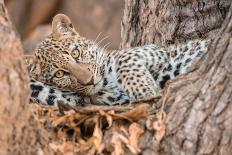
99,110,113,128
92,117,103,149
146,118,153,130
120,104,150,121
153,119,165,144
111,133,125,155
31,99,158,154
84,116,103,154
49,142,77,155
128,123,144,153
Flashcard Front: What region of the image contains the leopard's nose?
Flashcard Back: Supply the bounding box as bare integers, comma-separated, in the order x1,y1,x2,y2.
82,76,94,86
66,62,94,85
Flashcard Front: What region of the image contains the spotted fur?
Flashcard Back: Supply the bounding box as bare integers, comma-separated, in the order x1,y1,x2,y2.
28,14,210,106
29,79,87,106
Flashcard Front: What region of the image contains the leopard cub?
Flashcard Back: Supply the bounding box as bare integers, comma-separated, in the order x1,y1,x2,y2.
28,14,210,106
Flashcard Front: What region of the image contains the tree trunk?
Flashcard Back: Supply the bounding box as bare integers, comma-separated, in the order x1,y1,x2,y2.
121,0,230,47
121,0,232,155
0,1,54,154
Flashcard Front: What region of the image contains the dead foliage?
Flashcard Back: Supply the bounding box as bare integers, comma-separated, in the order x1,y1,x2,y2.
31,97,166,155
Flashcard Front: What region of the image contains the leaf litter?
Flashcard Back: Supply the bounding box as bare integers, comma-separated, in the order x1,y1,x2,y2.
31,96,166,154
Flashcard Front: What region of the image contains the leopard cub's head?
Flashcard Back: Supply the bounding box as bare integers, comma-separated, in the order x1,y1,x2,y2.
29,14,104,95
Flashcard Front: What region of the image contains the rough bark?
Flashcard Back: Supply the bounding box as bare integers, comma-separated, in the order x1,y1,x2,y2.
121,0,230,48
0,1,54,154
121,0,232,155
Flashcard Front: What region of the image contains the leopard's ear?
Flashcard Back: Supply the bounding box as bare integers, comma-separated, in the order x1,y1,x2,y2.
24,55,41,79
24,55,37,72
52,14,78,39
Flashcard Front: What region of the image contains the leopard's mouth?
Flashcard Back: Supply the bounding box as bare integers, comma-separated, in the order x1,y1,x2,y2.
56,86,76,93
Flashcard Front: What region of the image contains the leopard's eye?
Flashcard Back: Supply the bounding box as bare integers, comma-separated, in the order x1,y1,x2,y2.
55,70,64,78
71,49,80,58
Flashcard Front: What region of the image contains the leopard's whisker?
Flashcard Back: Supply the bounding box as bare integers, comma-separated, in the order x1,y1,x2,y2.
98,49,107,75
76,87,86,91
96,36,109,47
102,42,111,51
93,32,102,44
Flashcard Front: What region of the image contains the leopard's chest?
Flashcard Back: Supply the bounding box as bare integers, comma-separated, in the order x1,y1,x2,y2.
93,45,168,101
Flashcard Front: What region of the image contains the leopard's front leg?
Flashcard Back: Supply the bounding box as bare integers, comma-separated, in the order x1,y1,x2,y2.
116,66,160,101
